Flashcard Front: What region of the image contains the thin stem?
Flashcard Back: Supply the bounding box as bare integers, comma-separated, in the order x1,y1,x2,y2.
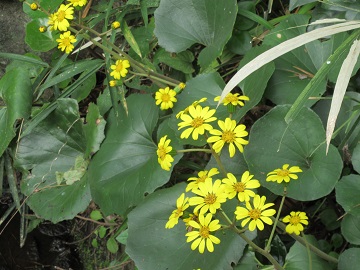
130,71,178,87
275,219,339,264
75,215,118,227
302,231,313,270
265,186,287,252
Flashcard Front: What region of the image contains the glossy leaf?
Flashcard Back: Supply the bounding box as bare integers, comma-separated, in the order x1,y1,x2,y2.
336,175,360,216
285,235,332,270
25,18,57,52
15,99,91,223
0,68,32,157
126,183,253,270
244,105,343,201
88,94,182,216
154,48,195,74
154,0,237,68
338,248,360,270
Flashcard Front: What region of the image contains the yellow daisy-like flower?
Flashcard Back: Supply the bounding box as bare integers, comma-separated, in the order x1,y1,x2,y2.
189,179,227,215
49,4,74,32
67,0,88,7
56,31,77,54
183,213,198,229
39,26,47,33
155,87,177,110
215,93,249,107
156,135,174,171
110,59,130,79
282,211,308,235
185,213,221,253
112,21,121,29
235,195,276,231
178,105,217,140
176,98,207,119
222,171,260,202
186,168,219,192
266,164,303,184
30,3,38,10
165,193,189,229
207,118,249,157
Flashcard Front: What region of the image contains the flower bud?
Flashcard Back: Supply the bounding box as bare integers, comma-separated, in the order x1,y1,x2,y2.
39,26,47,33
111,21,120,29
30,3,38,10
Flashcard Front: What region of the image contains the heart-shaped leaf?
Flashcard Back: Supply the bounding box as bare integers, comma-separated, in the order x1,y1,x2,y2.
154,0,237,68
244,105,343,201
338,248,360,270
336,175,360,216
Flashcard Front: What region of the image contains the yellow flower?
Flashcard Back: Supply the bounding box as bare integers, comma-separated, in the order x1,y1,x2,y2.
110,59,130,79
109,80,117,87
56,31,77,54
222,171,260,202
30,3,38,10
186,168,219,192
156,135,174,171
189,179,227,215
215,93,249,107
112,21,121,29
179,82,186,89
39,26,47,33
176,98,207,119
155,87,177,110
207,118,248,157
67,0,88,7
266,164,303,184
235,195,276,231
165,193,189,229
185,213,221,253
49,4,74,32
178,105,216,140
282,211,308,235
183,213,198,229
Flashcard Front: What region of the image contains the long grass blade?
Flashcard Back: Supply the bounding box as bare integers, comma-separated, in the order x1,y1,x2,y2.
326,39,360,154
219,20,360,104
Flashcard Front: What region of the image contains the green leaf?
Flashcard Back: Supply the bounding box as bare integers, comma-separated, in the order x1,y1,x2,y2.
90,210,103,221
92,238,98,248
126,183,253,270
352,143,360,174
99,226,107,239
25,18,57,52
88,94,183,216
84,103,106,158
336,175,360,216
131,20,155,57
341,214,360,245
234,250,258,269
107,237,119,254
154,0,237,68
0,53,49,68
154,48,195,74
244,105,343,201
15,99,91,223
0,68,32,157
116,229,128,245
71,71,97,102
289,0,318,11
285,235,332,270
122,21,142,58
338,248,360,270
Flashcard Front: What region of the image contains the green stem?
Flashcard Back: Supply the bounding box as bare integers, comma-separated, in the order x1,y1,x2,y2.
302,231,313,270
176,149,212,153
265,186,287,252
275,219,339,264
130,71,179,87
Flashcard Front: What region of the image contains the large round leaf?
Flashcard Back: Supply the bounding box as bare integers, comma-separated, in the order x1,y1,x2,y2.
88,94,182,216
336,175,360,216
352,143,360,174
341,214,360,245
338,248,360,270
26,18,57,52
244,105,343,201
15,99,91,223
126,183,253,270
154,0,237,68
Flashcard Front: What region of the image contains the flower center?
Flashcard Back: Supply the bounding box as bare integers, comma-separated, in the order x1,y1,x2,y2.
233,182,245,192
277,169,289,177
204,193,217,205
62,37,71,46
225,94,237,103
199,226,210,239
289,216,301,225
161,93,170,102
222,130,235,143
249,209,261,220
116,62,123,72
175,207,183,217
158,147,167,160
191,117,204,128
57,10,66,21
